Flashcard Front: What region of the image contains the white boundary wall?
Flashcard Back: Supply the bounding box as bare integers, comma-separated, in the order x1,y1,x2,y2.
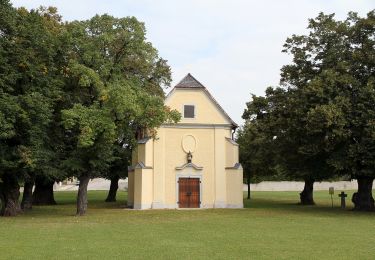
54,178,128,191
244,180,375,191
51,179,374,192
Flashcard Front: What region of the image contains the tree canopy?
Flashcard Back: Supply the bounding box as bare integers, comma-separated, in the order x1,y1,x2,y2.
0,1,180,216
0,3,68,215
240,10,375,209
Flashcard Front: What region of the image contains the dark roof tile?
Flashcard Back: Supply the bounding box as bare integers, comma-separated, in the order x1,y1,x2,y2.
175,73,205,88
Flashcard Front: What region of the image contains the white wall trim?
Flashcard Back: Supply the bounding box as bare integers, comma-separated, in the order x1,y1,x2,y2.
151,201,164,209
151,202,176,209
214,201,227,208
226,203,244,209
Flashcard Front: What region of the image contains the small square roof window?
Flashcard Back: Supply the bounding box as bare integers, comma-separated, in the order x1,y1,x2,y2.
184,105,195,118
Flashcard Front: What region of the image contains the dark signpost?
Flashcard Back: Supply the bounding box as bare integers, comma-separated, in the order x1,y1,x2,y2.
329,187,334,208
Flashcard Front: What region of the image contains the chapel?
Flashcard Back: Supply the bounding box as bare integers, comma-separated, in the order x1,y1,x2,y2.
127,73,243,209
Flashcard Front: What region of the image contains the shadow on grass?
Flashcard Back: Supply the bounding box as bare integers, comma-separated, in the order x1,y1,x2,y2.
19,190,374,218
18,191,128,218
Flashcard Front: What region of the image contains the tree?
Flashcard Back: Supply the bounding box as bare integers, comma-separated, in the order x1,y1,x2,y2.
61,15,180,216
104,144,130,202
0,0,22,216
279,13,355,204
242,11,375,208
339,11,375,210
32,175,57,205
243,87,322,205
242,12,356,205
21,172,34,210
237,105,278,199
0,3,67,216
282,11,375,210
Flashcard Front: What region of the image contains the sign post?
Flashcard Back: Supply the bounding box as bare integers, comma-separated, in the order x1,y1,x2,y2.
329,187,334,208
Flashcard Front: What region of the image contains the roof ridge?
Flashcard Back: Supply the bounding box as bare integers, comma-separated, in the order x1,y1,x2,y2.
175,73,206,88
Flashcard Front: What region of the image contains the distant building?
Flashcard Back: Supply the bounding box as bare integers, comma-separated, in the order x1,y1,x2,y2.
127,74,243,209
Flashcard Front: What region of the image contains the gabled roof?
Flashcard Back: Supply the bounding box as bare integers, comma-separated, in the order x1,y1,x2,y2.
167,73,238,129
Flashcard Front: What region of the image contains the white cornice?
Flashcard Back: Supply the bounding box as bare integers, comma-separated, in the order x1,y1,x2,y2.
175,162,203,170
161,123,232,129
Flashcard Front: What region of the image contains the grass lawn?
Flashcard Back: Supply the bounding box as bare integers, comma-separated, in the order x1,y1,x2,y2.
0,190,374,259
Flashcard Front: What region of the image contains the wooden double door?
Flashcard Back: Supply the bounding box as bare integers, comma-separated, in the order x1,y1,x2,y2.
178,178,200,208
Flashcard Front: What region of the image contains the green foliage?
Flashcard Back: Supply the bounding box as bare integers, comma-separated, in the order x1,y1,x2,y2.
62,104,116,148
241,10,375,184
237,122,279,183
60,14,180,179
0,3,67,184
0,2,180,213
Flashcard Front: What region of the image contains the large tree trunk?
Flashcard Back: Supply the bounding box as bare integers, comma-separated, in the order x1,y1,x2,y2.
299,179,315,205
32,176,56,205
2,174,21,217
76,175,90,216
352,176,374,211
105,175,120,202
0,186,5,216
21,176,34,210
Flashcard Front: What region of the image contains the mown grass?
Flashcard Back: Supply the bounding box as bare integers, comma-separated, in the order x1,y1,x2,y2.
0,190,374,259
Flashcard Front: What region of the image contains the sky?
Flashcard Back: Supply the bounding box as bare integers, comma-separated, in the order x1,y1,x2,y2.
11,0,375,125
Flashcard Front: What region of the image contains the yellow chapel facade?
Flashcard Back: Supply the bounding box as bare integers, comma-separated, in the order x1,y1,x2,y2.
127,74,243,209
